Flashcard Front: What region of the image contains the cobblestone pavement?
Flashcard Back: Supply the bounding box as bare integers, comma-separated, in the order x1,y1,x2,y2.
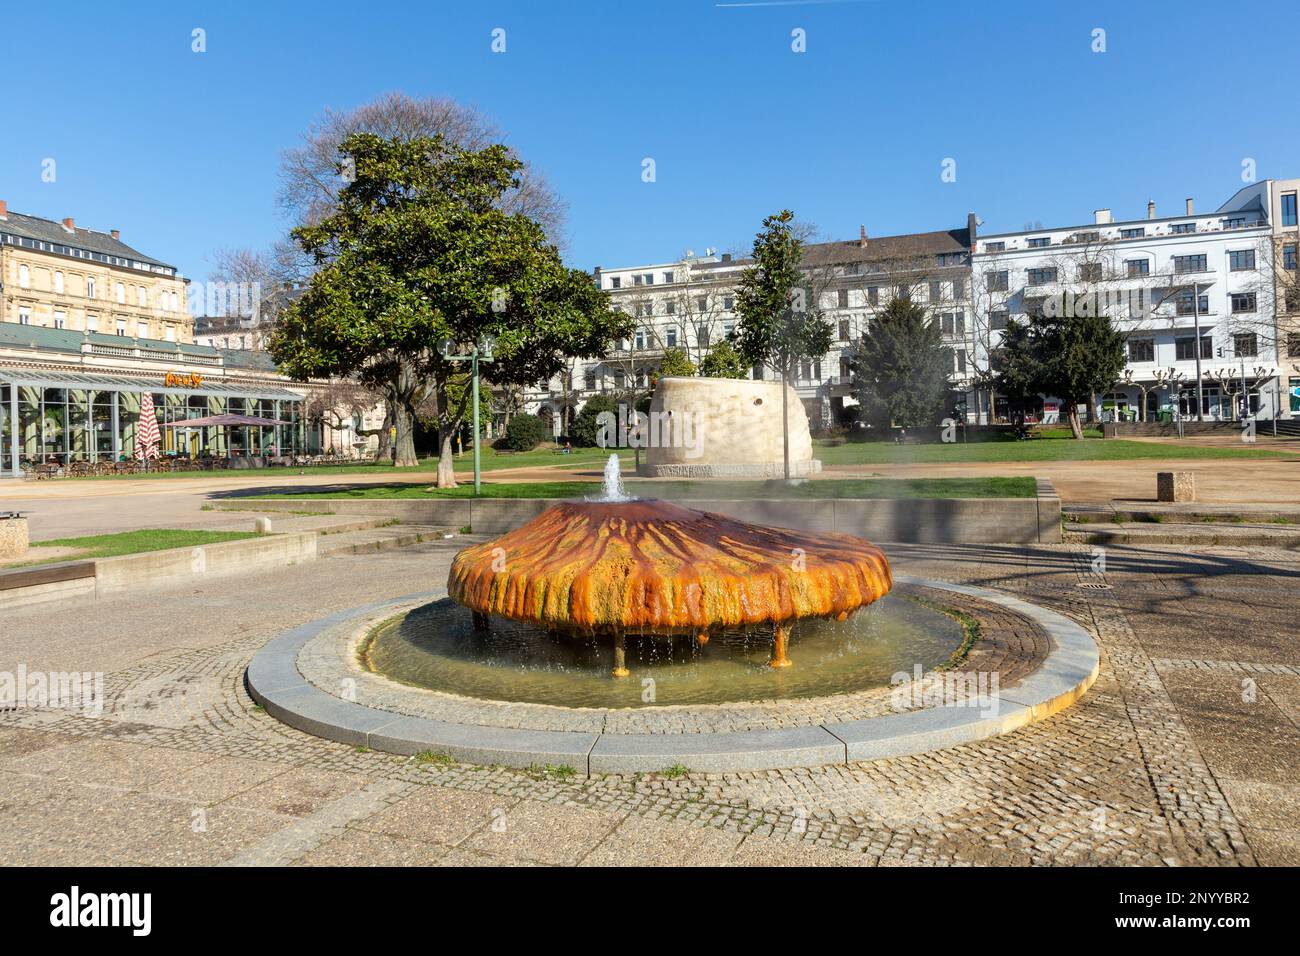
1,537,1296,866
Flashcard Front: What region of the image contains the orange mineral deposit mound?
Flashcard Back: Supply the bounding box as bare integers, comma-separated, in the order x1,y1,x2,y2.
448,499,891,636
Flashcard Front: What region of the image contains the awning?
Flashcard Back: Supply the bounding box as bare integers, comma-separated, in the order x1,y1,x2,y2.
0,368,304,401
162,413,289,428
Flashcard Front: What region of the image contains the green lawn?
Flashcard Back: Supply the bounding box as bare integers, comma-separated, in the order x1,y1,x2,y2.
252,476,1036,501
813,435,1295,465
67,446,627,480
24,529,260,565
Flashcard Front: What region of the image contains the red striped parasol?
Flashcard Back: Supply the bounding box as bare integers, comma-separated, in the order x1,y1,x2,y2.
135,392,161,461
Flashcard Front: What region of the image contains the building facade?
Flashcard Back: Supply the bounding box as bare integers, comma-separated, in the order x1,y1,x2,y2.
0,200,191,344
521,179,1297,431
520,220,977,431
971,182,1295,422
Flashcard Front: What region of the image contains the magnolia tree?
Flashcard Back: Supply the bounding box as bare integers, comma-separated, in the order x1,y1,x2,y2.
269,133,630,485
733,210,834,479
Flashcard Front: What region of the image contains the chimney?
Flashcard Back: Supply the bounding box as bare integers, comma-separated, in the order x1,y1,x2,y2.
62,217,75,232
1185,198,1194,215
110,229,120,240
967,211,978,243
859,224,868,247
721,253,732,263
0,199,7,218
1147,200,1156,220
1094,208,1112,225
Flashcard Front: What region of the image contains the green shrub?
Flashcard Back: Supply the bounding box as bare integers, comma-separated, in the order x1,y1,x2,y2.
571,394,622,447
500,413,546,451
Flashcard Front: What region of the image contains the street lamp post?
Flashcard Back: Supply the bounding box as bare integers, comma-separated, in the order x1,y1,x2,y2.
1191,281,1205,422
439,335,496,497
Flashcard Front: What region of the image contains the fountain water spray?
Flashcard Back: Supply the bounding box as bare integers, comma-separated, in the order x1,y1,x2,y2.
589,453,634,503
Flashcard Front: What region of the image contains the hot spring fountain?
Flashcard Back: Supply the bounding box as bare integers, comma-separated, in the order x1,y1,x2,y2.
446,455,893,677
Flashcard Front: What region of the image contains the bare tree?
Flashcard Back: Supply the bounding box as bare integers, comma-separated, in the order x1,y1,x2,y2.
303,379,387,458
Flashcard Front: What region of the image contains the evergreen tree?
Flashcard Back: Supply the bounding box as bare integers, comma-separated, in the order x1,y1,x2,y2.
850,296,954,427
699,340,747,378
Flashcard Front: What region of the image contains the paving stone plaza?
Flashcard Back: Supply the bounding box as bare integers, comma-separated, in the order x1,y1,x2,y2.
3,528,1296,867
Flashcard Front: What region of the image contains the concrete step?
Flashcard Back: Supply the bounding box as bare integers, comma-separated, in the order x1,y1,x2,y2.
1066,502,1300,525
205,513,391,536
316,524,455,557
1066,522,1300,549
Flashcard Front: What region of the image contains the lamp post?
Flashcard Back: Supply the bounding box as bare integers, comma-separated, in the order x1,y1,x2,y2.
1191,280,1205,422
439,335,496,496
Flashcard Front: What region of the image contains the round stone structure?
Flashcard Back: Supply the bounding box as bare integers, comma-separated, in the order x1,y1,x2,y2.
637,376,822,478
245,575,1101,775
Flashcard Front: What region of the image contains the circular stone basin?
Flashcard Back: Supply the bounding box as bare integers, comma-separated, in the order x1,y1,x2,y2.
363,594,963,708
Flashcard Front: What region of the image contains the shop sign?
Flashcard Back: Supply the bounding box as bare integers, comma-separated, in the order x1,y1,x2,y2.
165,371,203,388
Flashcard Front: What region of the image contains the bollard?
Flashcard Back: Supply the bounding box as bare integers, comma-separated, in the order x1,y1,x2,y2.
253,516,273,534
1156,471,1195,503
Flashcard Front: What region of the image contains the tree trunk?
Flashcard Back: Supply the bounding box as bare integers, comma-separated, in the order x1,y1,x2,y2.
393,401,418,467
781,358,791,481
435,430,457,488
1067,405,1085,440
374,404,394,462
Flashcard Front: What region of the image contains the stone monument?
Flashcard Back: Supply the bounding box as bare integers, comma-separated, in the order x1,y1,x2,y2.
637,376,822,478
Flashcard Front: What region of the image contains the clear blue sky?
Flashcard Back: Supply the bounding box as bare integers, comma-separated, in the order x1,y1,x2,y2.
5,0,1296,286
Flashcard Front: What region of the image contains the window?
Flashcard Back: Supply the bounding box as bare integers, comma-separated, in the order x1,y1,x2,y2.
1171,222,1196,234
1027,237,1050,248
665,327,677,348
137,321,148,338
663,271,674,284
137,287,147,307
1228,250,1256,271
723,295,734,310
1282,193,1297,227
722,322,735,338
956,349,967,374
1079,263,1103,282
637,301,652,318
1285,244,1298,270
54,271,64,294
165,325,176,342
18,264,29,288
1073,231,1100,243
610,277,620,289
952,277,964,299
1233,332,1258,357
695,296,708,311
665,300,676,315
115,319,127,336
990,310,1009,331
86,277,96,299
838,319,850,341
1120,228,1145,239
1221,217,1247,229
1288,332,1300,357
1175,291,1209,315
1125,259,1150,277
1127,338,1155,363
867,286,879,305
697,326,710,348
837,289,849,308
632,275,642,286
843,263,859,276
116,283,125,304
1027,267,1057,286
87,314,98,332
53,311,65,329
1231,292,1257,313
1173,254,1207,274
584,369,597,391
643,274,654,285
1175,336,1212,361
18,307,31,325
928,281,941,302
634,329,647,350
985,270,1009,292
941,313,955,335
984,241,1005,252
170,291,178,311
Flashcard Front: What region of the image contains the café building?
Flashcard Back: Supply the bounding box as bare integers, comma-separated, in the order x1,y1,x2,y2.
0,323,323,477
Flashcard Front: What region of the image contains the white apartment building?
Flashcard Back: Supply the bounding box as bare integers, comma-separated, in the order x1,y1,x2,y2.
520,220,978,433
971,180,1300,422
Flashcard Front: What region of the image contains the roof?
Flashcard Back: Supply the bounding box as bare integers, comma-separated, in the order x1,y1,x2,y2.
0,322,220,358
689,228,971,272
0,209,176,270
0,368,303,401
220,349,278,371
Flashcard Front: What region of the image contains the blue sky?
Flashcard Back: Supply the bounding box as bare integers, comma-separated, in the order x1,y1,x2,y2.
5,0,1296,285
